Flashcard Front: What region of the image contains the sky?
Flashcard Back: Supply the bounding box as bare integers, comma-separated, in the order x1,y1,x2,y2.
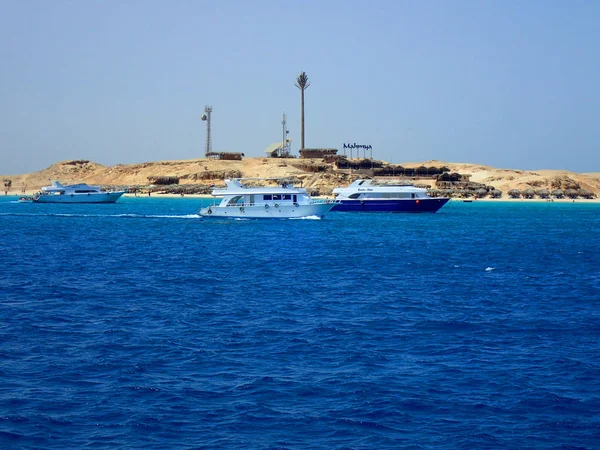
1,0,599,174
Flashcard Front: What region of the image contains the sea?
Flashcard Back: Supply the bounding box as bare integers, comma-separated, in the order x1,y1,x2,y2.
1,196,599,449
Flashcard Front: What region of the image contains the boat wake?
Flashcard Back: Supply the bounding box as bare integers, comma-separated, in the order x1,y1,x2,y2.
229,215,322,221
114,213,202,220
0,212,202,220
290,215,322,220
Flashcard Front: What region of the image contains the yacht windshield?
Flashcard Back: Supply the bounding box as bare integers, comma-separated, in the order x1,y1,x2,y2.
227,196,244,206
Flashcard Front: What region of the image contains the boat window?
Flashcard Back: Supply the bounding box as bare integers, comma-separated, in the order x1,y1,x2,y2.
263,195,272,201
273,194,282,201
293,195,297,202
384,193,410,199
283,194,292,200
249,195,255,206
227,196,244,206
348,193,361,199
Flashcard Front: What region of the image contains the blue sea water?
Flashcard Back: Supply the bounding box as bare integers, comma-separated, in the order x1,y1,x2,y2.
1,196,599,449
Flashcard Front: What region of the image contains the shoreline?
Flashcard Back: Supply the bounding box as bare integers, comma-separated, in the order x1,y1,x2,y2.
4,159,599,202
449,197,600,204
5,191,599,203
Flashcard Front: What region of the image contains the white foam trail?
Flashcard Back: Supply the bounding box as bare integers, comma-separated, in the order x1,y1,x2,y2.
146,214,201,219
290,215,322,220
0,212,202,219
485,267,495,272
108,213,202,219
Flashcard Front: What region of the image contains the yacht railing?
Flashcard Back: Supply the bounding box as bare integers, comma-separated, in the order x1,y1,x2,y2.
208,199,339,208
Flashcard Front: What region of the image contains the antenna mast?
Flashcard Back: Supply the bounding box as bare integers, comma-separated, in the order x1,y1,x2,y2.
281,112,291,157
282,112,287,151
203,105,212,157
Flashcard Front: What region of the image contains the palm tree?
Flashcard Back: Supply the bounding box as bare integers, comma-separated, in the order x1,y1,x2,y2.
295,72,311,150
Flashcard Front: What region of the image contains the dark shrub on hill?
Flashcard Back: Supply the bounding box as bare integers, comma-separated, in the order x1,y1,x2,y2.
148,176,179,185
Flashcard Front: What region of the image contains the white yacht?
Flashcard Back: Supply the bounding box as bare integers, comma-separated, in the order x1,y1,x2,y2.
332,179,449,213
32,181,125,203
199,178,337,219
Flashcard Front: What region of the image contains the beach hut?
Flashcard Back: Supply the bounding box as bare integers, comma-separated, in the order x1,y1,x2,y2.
522,189,536,199
474,188,488,198
552,189,564,199
490,190,503,198
415,166,429,176
565,189,578,199
578,189,595,199
508,189,521,199
535,189,550,199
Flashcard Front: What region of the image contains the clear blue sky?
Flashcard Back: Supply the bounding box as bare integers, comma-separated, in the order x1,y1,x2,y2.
1,0,599,174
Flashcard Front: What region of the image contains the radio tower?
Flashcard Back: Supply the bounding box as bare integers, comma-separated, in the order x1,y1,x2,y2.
281,112,291,157
202,105,212,157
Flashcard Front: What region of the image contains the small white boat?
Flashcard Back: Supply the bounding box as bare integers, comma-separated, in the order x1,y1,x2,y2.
332,179,450,213
32,181,125,203
199,178,337,219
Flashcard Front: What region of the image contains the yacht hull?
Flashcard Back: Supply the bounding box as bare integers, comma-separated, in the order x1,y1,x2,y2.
34,192,125,203
200,202,336,219
332,198,450,213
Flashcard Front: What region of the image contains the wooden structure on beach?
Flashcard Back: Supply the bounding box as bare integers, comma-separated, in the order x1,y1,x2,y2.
264,141,293,158
299,148,338,159
206,152,244,161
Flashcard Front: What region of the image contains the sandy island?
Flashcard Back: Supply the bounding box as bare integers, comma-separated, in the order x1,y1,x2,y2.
3,157,600,202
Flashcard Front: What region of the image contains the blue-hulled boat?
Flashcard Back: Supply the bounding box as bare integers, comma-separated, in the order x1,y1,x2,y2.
332,179,450,213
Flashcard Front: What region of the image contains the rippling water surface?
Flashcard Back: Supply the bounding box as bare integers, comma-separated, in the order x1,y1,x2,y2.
1,197,599,449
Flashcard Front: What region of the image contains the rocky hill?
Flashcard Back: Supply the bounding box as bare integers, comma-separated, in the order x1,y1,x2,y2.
3,158,600,198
